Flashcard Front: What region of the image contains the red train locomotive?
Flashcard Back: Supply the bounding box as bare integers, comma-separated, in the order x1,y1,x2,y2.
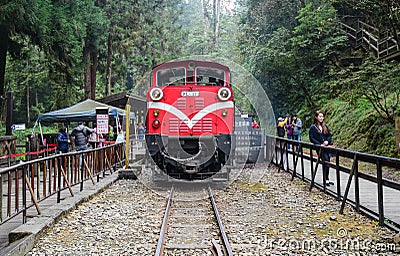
145,60,234,179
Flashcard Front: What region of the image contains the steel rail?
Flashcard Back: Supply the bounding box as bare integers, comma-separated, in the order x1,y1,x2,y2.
208,186,233,256
155,186,174,256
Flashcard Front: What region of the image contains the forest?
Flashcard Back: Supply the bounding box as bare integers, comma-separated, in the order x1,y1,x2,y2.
0,0,399,157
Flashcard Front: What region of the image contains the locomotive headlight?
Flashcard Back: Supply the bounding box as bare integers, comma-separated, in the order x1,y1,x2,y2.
152,119,161,129
217,88,231,101
150,88,163,101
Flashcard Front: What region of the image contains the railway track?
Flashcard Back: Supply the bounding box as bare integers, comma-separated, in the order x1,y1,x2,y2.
155,185,233,256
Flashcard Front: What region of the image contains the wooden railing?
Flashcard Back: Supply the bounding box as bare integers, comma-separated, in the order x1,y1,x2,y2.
340,19,400,60
0,136,17,167
0,143,125,225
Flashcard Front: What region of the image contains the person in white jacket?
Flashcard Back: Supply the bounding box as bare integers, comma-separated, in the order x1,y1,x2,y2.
291,114,302,150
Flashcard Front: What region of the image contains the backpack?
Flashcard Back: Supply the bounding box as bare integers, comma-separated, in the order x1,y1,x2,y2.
277,126,285,137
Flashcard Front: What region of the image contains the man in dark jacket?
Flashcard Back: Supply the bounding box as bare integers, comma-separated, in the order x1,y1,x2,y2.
57,127,70,153
71,122,93,151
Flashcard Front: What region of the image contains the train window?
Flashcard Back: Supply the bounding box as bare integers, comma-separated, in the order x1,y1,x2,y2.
156,67,186,86
196,67,225,86
187,70,194,83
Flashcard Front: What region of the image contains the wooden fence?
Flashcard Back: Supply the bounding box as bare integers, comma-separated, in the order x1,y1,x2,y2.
340,18,400,60
0,143,124,225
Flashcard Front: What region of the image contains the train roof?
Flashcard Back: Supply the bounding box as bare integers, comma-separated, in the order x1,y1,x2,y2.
151,60,230,72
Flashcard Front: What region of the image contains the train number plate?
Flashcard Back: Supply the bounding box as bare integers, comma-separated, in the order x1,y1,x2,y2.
181,91,200,97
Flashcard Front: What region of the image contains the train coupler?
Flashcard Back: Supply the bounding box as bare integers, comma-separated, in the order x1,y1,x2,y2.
184,161,199,174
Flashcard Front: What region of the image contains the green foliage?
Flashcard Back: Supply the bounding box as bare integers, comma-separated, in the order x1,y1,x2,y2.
2,0,185,125
332,56,400,122
1,0,399,158
239,1,348,116
337,0,400,39
238,0,399,157
317,99,399,158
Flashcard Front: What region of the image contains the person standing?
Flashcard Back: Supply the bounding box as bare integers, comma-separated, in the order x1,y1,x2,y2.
109,125,115,141
71,122,93,151
291,114,302,150
276,117,286,137
88,124,101,148
252,119,259,129
115,129,125,144
57,127,70,153
285,115,293,149
309,110,334,186
137,123,146,147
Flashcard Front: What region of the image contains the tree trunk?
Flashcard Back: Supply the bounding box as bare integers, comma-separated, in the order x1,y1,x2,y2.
385,0,399,42
106,32,113,96
90,48,98,100
83,46,91,99
202,0,211,39
0,23,9,120
26,82,30,126
213,0,221,47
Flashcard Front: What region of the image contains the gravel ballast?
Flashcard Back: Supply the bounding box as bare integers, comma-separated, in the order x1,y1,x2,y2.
28,164,398,255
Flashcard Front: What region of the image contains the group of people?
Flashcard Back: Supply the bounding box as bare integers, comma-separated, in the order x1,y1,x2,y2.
57,122,95,154
57,122,125,154
276,113,303,144
277,110,335,186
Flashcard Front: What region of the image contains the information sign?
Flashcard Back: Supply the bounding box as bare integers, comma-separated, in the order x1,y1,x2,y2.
96,108,109,134
11,123,26,130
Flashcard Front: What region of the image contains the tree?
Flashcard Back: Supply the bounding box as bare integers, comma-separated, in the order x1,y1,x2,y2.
335,57,400,122
80,0,108,99
0,0,40,120
337,0,400,42
238,0,348,114
288,2,348,103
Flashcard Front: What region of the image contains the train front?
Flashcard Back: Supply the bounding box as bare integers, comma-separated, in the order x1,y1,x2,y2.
146,60,234,180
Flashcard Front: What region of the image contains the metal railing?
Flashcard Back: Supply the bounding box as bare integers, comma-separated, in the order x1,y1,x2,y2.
0,143,125,225
266,135,400,232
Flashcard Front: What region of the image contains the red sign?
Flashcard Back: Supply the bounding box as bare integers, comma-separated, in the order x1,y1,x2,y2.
97,114,109,134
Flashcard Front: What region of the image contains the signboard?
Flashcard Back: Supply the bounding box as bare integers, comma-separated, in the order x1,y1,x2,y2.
96,108,109,134
11,123,26,131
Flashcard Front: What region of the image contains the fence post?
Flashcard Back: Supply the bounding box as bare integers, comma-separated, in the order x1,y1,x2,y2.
0,173,2,223
80,153,84,191
300,144,304,181
278,139,283,172
285,141,289,172
125,103,131,169
275,138,278,166
354,158,360,213
22,165,27,223
376,159,385,226
340,154,357,214
335,154,341,200
57,158,61,203
310,148,313,183
114,147,117,173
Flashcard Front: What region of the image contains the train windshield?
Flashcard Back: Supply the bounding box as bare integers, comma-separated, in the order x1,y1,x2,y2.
156,67,186,86
196,67,225,86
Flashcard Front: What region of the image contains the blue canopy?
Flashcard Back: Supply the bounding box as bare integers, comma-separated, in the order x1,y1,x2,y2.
37,99,133,123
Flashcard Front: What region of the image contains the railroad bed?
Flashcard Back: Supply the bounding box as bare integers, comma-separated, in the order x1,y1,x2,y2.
27,164,398,255
155,186,232,255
